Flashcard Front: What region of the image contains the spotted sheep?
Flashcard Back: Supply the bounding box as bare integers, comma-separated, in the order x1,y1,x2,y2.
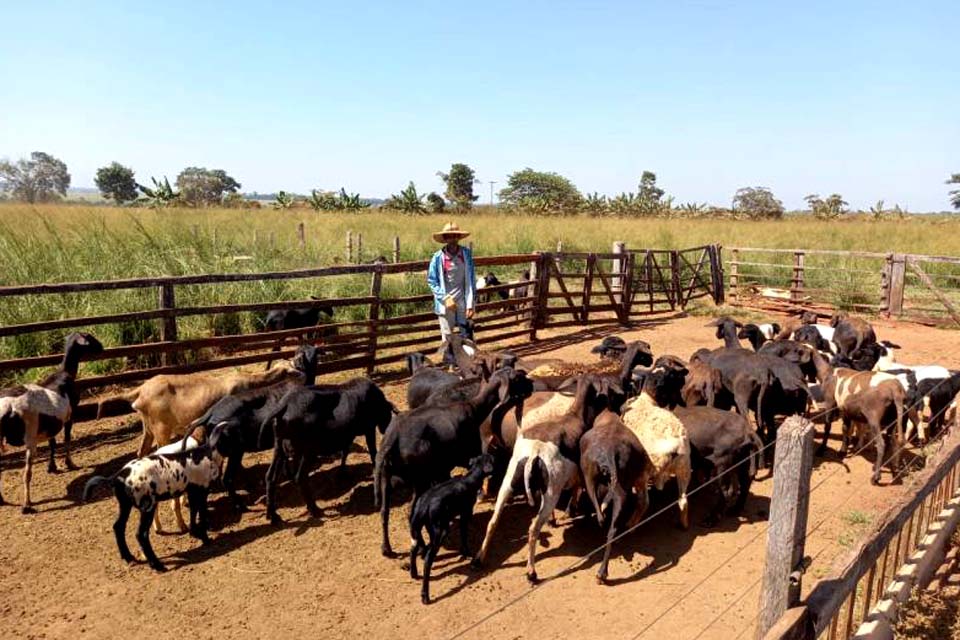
83,423,233,572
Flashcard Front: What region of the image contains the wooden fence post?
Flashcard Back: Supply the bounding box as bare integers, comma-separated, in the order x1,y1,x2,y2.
612,241,626,303
366,263,384,374
393,236,401,263
346,231,353,263
730,248,740,303
792,251,805,304
888,254,906,316
158,283,178,366
757,416,815,639
670,250,682,310
708,244,725,305
620,251,635,323
532,253,552,338
357,233,363,264
297,222,306,250
581,253,596,323
880,254,892,315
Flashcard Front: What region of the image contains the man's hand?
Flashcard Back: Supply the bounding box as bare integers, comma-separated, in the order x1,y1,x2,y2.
466,308,475,319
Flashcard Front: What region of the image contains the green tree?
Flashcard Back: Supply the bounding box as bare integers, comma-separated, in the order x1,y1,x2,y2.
947,173,960,210
137,176,180,208
94,162,138,204
384,181,428,214
273,191,294,209
732,187,785,220
0,151,71,203
175,167,241,206
580,192,608,217
436,163,479,211
637,171,665,214
498,168,582,215
805,193,848,220
869,199,886,221
426,192,446,213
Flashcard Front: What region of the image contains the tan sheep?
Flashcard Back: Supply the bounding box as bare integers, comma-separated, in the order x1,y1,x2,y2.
620,391,692,529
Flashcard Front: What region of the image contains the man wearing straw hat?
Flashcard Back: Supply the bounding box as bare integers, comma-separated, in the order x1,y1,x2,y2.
427,222,477,351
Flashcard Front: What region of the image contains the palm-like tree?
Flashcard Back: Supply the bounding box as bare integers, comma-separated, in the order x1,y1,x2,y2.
947,174,960,210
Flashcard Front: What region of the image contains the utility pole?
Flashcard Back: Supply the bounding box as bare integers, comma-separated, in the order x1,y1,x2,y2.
488,180,497,206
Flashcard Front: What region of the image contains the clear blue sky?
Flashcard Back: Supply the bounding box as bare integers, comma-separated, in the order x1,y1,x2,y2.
1,1,956,210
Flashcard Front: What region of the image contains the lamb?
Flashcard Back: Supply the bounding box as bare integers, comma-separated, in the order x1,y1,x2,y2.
474,375,622,582
0,332,103,513
179,343,322,514
261,298,335,369
259,377,396,525
578,408,651,584
408,453,496,604
82,422,235,572
374,367,533,556
619,365,692,529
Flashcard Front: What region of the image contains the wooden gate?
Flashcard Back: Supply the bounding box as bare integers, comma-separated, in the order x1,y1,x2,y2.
625,244,723,317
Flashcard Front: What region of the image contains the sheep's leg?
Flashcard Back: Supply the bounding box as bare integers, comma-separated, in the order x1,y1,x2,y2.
223,454,246,512
732,450,753,515
870,424,885,486
294,455,322,518
379,470,394,556
136,506,166,572
474,454,522,565
597,488,624,585
409,524,426,579
840,418,852,455
63,420,77,470
113,495,135,564
264,443,285,526
22,441,37,514
187,486,211,545
817,410,835,456
172,495,188,533
526,480,564,583
421,524,447,605
152,505,165,534
364,429,378,467
136,423,154,458
46,436,58,473
675,462,691,530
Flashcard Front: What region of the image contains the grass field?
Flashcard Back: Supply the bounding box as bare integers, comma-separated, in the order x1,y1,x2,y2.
2,203,960,377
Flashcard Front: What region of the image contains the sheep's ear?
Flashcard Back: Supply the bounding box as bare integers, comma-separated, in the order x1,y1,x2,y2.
881,340,902,350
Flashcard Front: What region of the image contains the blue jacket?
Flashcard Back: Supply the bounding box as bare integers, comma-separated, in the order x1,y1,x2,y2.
427,246,476,315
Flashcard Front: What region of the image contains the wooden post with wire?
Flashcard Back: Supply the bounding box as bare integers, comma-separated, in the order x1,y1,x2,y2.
345,230,353,263
297,222,306,251
392,236,400,263
757,415,814,640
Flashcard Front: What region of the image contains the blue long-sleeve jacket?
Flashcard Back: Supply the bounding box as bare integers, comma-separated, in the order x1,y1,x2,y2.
427,247,476,315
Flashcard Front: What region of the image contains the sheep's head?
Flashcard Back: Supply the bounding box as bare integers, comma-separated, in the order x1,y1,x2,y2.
706,317,742,341
623,340,654,369
65,332,104,359
468,453,497,477
801,311,819,325
828,311,847,328
642,360,688,408
406,352,429,375
291,343,321,374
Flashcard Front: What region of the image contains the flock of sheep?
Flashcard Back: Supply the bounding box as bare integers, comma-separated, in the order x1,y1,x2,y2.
1,308,959,605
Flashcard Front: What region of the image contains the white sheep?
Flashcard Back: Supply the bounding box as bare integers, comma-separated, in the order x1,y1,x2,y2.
620,385,692,529
0,385,72,513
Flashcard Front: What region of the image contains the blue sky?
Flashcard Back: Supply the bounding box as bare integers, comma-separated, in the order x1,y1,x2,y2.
1,1,956,210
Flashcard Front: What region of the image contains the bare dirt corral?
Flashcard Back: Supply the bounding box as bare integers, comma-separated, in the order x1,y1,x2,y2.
3,313,960,640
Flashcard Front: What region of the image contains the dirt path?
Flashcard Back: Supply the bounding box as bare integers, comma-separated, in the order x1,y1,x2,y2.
3,313,959,640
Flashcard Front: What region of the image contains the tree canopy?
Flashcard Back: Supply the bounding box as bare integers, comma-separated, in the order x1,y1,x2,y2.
948,173,960,210
437,163,479,211
498,168,582,214
95,162,138,204
175,167,241,206
0,151,71,203
732,187,785,219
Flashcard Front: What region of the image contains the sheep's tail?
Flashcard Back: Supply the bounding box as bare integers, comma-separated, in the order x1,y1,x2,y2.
595,455,619,527
82,475,116,502
257,403,287,450
373,422,398,509
747,431,765,477
583,462,605,527
95,386,142,419
522,455,539,507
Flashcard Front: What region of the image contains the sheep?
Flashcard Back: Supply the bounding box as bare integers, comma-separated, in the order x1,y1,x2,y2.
474,374,623,582
507,269,533,320
759,339,821,383
408,453,496,604
792,324,834,354
178,343,322,514
82,422,235,572
591,336,628,361
830,312,877,358
773,311,820,340
113,356,307,459
150,431,201,532
261,298,336,369
578,408,651,584
476,272,509,305
737,324,770,352
374,367,533,557
706,317,745,349
0,332,103,513
680,358,729,409
406,355,462,409
810,350,906,484
619,366,692,529
259,377,396,525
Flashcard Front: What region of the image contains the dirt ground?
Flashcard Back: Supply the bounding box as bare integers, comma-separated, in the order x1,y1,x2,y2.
4,313,960,640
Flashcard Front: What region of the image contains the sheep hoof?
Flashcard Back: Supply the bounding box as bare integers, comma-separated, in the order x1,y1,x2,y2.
815,444,828,457
65,460,79,471
526,571,539,584
150,563,168,573
21,505,36,515
381,545,395,558
595,574,608,585
470,556,484,569
0,495,6,505
870,475,880,486
268,513,284,527
421,594,431,605
47,464,60,474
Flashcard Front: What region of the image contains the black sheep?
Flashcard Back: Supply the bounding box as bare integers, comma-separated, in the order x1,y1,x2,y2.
262,298,335,369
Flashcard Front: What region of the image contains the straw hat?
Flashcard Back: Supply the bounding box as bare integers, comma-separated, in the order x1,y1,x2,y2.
432,221,470,243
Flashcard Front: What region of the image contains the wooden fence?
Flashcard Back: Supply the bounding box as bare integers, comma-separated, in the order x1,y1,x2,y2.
728,248,960,326
760,428,960,640
0,244,723,419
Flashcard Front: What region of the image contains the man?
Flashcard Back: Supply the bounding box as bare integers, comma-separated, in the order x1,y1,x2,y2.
427,222,476,353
